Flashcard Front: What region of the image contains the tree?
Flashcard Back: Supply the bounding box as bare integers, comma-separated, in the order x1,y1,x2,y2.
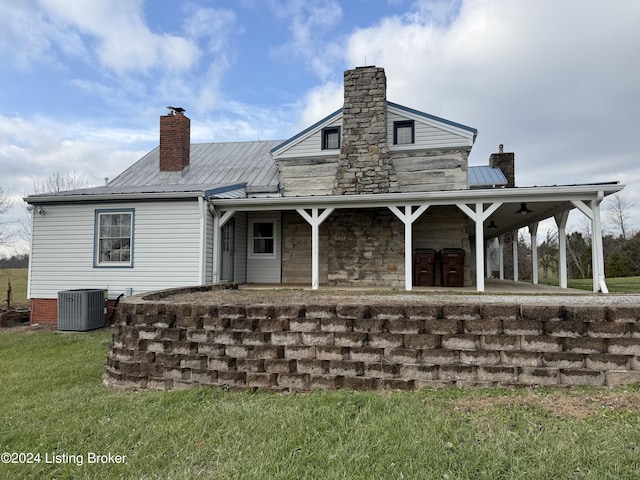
0,187,15,248
20,171,91,245
539,229,559,279
566,231,591,279
30,171,89,195
607,192,635,241
517,230,532,280
618,232,640,276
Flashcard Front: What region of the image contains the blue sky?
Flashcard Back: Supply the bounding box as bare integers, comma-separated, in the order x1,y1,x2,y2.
1,0,639,253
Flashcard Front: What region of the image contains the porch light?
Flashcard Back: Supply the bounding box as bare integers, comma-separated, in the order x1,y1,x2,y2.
488,219,498,229
516,202,532,215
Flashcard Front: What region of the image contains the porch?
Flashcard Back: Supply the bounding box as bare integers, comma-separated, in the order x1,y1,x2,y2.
210,183,623,294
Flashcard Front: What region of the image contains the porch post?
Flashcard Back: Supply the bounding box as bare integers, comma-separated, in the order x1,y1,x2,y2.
485,243,491,279
389,204,430,291
498,235,505,280
455,201,502,292
592,193,608,293
555,211,569,289
212,213,220,284
572,197,608,293
296,208,334,290
475,206,485,291
512,231,519,282
529,222,539,285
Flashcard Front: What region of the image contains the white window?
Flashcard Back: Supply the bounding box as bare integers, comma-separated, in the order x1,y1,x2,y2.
250,220,275,257
95,209,134,267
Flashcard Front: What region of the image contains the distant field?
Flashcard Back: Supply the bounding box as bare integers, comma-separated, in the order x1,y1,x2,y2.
0,268,28,306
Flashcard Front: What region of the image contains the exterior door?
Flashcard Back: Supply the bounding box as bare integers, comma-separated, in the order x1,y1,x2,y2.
221,218,235,282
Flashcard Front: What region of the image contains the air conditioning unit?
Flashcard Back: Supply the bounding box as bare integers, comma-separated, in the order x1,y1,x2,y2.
57,289,106,331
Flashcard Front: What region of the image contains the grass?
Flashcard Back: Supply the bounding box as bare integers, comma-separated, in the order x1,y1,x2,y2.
0,268,28,306
538,275,640,293
568,276,640,293
2,329,640,479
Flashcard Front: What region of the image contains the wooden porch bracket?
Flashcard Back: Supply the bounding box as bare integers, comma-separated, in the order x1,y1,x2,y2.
296,208,334,290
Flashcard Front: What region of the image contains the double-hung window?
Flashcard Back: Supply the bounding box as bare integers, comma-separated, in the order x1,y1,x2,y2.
322,126,341,150
95,209,134,267
393,120,415,145
250,220,275,256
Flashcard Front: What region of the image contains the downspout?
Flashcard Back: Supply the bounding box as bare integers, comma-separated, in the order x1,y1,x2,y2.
198,196,206,285
209,203,221,284
595,191,608,293
26,207,35,302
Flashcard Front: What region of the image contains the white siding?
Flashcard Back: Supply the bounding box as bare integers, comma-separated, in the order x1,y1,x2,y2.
29,200,204,299
276,118,341,159
246,212,281,283
387,111,474,151
234,212,248,283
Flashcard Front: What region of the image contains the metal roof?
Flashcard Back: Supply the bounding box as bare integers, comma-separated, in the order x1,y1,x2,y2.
26,140,283,202
468,166,508,188
110,140,282,190
387,102,477,135
271,102,477,155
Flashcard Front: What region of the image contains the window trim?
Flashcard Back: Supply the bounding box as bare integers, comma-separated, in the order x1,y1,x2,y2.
393,120,415,145
321,126,341,150
93,208,135,268
248,219,277,259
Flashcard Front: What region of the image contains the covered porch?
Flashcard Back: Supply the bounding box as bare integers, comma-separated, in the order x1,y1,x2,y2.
209,182,622,294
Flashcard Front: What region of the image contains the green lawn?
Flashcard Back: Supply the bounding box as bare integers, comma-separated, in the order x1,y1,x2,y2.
538,275,640,293
0,268,28,306
568,276,640,293
2,329,640,479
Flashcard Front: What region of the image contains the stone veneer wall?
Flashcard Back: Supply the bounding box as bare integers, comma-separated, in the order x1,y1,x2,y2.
281,207,468,287
103,285,640,391
333,66,398,195
326,209,404,286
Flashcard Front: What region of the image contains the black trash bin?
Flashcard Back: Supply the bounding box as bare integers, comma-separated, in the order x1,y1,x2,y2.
413,248,437,286
440,248,465,287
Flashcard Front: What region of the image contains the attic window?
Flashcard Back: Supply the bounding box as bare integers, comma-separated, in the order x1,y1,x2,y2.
94,209,134,268
322,126,340,150
394,120,414,145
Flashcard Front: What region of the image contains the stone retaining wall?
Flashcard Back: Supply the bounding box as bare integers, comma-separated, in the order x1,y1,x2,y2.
103,286,640,391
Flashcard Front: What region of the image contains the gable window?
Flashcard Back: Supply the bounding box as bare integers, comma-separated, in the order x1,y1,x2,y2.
95,209,134,267
322,126,340,150
251,220,275,256
394,120,415,145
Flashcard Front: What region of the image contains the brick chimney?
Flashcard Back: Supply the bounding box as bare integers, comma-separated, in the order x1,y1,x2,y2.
333,66,397,194
159,108,190,172
489,144,515,187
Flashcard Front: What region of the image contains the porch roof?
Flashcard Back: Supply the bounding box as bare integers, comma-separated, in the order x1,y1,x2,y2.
209,181,623,239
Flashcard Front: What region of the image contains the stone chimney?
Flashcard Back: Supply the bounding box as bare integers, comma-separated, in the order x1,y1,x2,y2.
489,144,515,187
333,66,397,195
159,108,190,172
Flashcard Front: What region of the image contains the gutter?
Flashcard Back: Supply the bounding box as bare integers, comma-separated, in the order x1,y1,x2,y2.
24,190,207,205
209,183,624,211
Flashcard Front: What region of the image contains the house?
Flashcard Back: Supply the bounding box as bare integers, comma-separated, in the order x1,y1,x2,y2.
25,66,623,323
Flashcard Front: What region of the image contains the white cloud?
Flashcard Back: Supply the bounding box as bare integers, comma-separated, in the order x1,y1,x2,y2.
268,0,344,79
0,1,88,71
293,0,640,230
37,0,200,74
